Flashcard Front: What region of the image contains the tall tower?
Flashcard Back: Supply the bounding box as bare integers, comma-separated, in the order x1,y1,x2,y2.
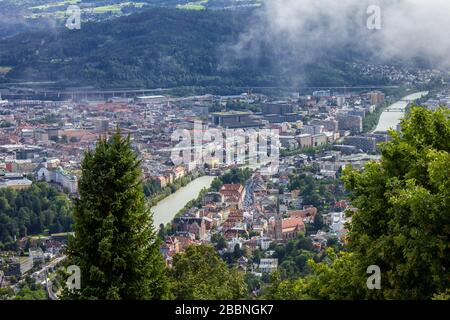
274,195,282,241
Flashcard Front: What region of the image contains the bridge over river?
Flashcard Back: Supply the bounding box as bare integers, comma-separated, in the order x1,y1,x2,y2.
373,91,428,134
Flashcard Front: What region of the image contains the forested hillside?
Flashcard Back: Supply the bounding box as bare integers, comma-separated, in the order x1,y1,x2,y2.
0,7,385,89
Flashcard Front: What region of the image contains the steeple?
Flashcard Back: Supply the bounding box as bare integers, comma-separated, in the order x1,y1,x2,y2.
274,195,282,241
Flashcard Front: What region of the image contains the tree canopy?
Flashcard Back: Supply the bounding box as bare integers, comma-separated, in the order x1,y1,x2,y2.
268,106,450,300
0,182,72,250
65,130,169,300
169,244,247,300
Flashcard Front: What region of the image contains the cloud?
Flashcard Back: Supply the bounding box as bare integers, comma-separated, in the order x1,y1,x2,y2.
226,0,450,78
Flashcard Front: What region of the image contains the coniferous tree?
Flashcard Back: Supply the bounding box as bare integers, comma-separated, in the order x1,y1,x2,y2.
65,130,169,300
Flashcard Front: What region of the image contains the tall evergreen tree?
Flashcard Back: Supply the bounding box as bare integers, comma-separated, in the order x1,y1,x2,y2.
65,130,169,299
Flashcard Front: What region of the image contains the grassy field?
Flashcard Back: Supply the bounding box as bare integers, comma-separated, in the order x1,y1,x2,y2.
30,0,81,11
26,1,147,19
177,0,209,10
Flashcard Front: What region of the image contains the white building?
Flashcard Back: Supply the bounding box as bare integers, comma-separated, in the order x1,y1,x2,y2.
37,166,78,194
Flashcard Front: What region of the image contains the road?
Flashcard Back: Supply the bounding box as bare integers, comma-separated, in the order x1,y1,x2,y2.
243,177,255,211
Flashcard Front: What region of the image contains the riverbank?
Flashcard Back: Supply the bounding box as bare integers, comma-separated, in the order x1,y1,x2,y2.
146,173,202,208
151,175,216,227
374,91,429,133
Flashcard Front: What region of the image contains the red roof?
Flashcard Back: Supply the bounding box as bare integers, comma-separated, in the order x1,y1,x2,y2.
282,217,304,230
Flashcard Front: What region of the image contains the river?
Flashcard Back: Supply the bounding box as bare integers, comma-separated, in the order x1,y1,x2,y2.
151,175,216,227
373,91,428,133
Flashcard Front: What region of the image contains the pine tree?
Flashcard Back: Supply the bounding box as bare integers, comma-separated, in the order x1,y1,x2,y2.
65,130,169,299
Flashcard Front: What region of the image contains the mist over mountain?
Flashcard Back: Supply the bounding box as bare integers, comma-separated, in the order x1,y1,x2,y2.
232,0,450,72
0,2,447,90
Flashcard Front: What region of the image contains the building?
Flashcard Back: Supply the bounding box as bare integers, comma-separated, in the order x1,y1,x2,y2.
172,216,207,240
4,256,32,276
262,103,294,115
135,95,167,104
312,133,327,147
36,166,78,194
313,90,331,98
29,248,45,265
344,136,377,153
296,134,313,148
273,217,306,241
193,105,209,117
96,118,109,133
172,166,186,180
0,93,8,105
370,91,385,106
219,184,246,209
211,111,259,128
302,125,324,135
0,173,32,190
272,197,306,241
337,114,363,133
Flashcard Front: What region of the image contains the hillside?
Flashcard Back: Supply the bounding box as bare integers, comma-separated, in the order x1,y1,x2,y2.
0,7,387,90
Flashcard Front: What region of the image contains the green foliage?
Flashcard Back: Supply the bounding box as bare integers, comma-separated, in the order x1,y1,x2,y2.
0,8,383,90
288,170,344,211
14,284,47,300
268,106,450,300
65,130,169,300
211,233,227,250
0,182,72,249
266,249,372,300
169,244,247,300
342,106,450,299
210,167,252,191
272,237,316,280
146,173,195,207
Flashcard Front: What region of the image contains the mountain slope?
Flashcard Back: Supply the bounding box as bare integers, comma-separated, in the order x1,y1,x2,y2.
0,7,386,89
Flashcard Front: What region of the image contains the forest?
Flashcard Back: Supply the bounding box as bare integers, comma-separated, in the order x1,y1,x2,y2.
0,8,389,90
0,182,73,250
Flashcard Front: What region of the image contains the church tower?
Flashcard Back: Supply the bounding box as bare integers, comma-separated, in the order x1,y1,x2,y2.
274,195,283,241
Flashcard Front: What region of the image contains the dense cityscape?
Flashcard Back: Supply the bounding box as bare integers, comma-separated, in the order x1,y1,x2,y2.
0,0,449,308
1,81,448,299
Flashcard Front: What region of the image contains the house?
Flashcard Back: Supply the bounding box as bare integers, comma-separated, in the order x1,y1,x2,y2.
29,248,45,265
156,175,168,188
237,256,249,270
160,236,181,267
202,192,224,205
219,184,246,209
0,176,32,190
288,206,318,223
4,256,32,276
172,166,185,180
172,216,207,240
